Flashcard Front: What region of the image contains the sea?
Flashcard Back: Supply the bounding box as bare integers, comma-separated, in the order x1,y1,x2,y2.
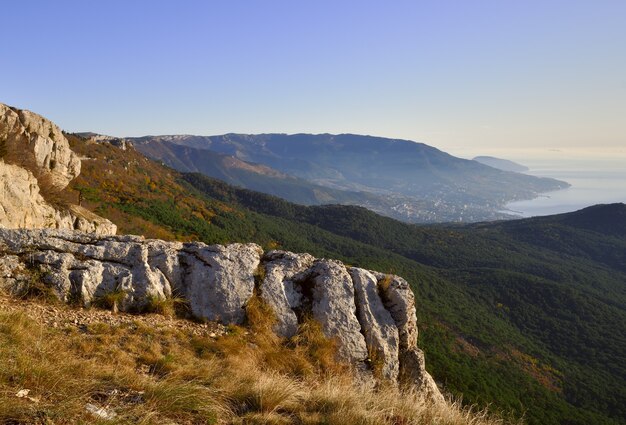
501,153,626,217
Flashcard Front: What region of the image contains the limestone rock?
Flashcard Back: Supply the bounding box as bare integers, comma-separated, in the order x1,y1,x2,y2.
259,250,315,337
374,272,443,402
66,205,118,236
0,253,28,292
181,243,262,324
0,162,117,235
400,347,445,403
307,259,369,364
0,103,80,190
0,162,60,229
0,103,116,235
350,267,400,381
374,273,419,349
146,238,185,295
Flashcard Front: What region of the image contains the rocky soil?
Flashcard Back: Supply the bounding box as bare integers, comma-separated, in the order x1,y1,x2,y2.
0,293,227,338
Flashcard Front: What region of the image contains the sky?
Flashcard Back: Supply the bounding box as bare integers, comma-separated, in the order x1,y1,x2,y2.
1,0,625,157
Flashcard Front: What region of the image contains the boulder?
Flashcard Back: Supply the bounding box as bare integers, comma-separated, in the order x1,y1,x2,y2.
181,243,262,324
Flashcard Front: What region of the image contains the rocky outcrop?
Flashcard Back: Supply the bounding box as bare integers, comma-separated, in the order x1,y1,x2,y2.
351,268,400,381
65,205,118,236
0,162,60,229
0,228,443,402
0,103,80,190
0,103,116,234
0,162,116,235
374,272,442,400
182,243,263,324
258,250,315,337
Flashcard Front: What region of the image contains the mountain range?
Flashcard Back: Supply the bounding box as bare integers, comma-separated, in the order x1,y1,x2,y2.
128,133,569,223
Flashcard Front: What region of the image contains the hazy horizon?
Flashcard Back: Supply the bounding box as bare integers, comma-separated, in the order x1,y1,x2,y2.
2,0,625,155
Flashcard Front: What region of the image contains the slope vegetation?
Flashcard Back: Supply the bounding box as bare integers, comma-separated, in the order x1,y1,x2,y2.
134,138,390,207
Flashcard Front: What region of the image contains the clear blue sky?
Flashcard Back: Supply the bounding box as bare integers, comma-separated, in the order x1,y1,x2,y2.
1,0,625,155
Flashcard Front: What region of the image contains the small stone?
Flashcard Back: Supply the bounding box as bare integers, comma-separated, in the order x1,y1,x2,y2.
16,389,30,398
85,403,117,420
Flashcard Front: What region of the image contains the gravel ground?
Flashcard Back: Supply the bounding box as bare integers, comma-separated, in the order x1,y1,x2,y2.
0,293,228,338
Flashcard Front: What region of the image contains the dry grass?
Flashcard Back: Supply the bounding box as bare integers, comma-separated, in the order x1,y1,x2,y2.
143,294,189,319
92,289,127,313
0,295,517,425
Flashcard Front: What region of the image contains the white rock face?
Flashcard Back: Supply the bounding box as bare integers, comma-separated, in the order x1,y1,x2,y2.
0,103,80,190
0,162,116,235
373,273,419,350
66,205,118,236
181,243,262,324
374,272,444,402
0,162,59,229
259,250,315,337
350,267,400,381
308,260,369,364
0,103,116,235
0,228,443,401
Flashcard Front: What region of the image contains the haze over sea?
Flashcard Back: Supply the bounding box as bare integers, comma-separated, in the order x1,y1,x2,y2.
496,150,626,217
450,147,626,217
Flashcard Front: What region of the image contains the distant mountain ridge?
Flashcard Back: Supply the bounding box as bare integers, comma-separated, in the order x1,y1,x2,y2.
131,133,569,223
133,138,390,207
472,155,529,172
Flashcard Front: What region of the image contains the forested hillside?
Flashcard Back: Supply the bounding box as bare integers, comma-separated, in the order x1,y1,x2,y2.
64,135,625,425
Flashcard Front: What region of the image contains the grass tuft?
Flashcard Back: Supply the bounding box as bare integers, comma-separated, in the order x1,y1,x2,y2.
92,289,127,313
143,294,188,318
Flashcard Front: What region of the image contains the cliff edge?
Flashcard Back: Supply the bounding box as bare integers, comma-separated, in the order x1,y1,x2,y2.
0,103,116,235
